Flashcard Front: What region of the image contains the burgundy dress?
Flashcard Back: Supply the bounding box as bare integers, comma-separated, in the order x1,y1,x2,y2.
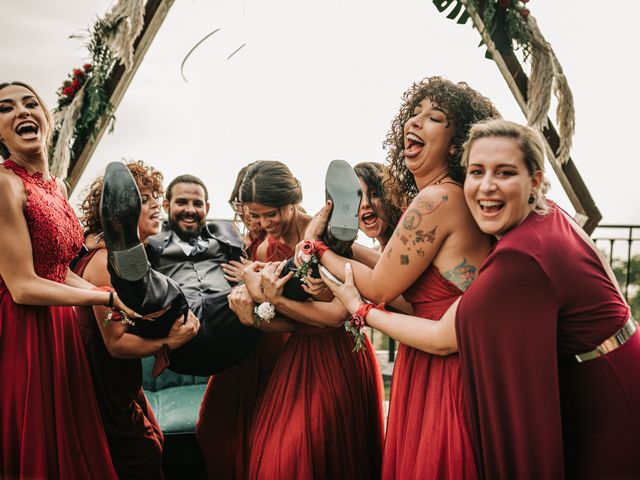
0,160,117,479
248,242,385,479
382,266,477,480
74,249,164,479
456,203,640,479
196,234,289,480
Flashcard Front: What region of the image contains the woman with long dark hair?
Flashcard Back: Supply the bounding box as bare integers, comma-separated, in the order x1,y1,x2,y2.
196,162,297,479
354,162,402,250
231,160,385,479
0,81,135,478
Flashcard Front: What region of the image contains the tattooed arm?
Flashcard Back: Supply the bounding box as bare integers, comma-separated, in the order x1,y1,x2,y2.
319,185,463,303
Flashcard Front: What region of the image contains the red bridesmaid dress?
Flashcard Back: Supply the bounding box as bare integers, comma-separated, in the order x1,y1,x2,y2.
382,265,477,479
196,233,288,479
0,160,117,479
248,241,385,479
74,249,164,479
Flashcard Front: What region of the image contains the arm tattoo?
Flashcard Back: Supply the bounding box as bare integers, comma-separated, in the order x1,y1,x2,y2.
416,194,448,215
402,209,422,230
414,226,437,244
400,255,410,266
425,226,437,243
441,258,476,291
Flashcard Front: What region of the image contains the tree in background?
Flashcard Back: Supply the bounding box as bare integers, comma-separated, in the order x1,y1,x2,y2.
612,255,640,319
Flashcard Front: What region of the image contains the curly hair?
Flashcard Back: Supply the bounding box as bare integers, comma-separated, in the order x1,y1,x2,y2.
79,160,164,235
384,76,500,209
354,162,402,244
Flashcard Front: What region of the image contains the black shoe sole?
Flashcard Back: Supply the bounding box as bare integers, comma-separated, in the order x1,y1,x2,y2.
325,159,362,244
100,162,149,282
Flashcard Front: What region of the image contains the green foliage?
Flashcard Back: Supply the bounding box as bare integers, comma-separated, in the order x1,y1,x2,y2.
432,0,533,59
50,17,117,167
611,254,640,319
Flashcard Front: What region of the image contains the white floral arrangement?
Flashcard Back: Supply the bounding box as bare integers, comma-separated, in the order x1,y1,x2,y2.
254,301,276,324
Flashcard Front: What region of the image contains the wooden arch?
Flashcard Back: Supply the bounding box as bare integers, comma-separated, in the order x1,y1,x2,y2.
65,0,601,234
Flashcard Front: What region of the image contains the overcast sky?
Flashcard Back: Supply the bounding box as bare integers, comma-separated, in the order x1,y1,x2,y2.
2,0,638,227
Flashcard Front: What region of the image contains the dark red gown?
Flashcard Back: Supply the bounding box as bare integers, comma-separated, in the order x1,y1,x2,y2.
456,203,640,479
196,234,289,479
74,249,164,479
382,265,477,480
248,243,385,479
0,160,117,479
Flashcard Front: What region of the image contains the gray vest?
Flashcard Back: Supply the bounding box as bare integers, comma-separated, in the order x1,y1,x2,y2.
153,236,232,296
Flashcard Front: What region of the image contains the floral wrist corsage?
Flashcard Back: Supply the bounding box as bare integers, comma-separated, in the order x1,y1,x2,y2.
345,302,386,352
254,301,276,324
105,308,136,328
295,240,329,279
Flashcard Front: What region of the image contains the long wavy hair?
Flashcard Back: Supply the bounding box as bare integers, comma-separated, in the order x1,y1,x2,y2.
354,162,402,244
79,160,164,235
384,76,500,209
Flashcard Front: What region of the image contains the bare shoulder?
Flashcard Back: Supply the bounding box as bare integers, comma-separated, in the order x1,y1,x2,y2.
0,167,26,207
404,184,465,230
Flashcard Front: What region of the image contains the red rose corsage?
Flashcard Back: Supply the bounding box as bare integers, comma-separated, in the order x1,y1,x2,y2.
294,240,329,279
345,302,386,352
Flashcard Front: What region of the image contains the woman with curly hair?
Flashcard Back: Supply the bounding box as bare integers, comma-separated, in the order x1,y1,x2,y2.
308,76,500,479
75,160,199,479
354,162,402,250
327,119,640,479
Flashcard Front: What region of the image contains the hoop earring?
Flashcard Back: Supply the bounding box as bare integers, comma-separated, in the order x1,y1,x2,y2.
528,194,535,205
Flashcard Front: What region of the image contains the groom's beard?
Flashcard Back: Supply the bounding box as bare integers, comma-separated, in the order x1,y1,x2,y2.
168,212,205,242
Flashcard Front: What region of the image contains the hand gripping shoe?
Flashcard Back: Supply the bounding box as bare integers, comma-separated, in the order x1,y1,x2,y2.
322,159,362,256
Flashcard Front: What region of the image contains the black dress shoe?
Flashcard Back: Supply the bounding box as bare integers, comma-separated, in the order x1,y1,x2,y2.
102,162,189,333
100,162,149,282
323,159,362,256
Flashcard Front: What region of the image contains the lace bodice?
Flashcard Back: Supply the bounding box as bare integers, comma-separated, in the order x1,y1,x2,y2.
2,160,83,283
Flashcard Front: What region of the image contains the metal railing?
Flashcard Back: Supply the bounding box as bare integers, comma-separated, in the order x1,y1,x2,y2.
592,224,640,301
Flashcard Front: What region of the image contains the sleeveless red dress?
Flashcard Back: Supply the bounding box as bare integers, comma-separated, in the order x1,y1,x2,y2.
74,249,164,479
196,234,289,479
248,242,385,479
382,265,477,479
0,160,117,479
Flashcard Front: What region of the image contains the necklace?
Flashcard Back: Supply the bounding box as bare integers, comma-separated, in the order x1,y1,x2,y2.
425,167,450,187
